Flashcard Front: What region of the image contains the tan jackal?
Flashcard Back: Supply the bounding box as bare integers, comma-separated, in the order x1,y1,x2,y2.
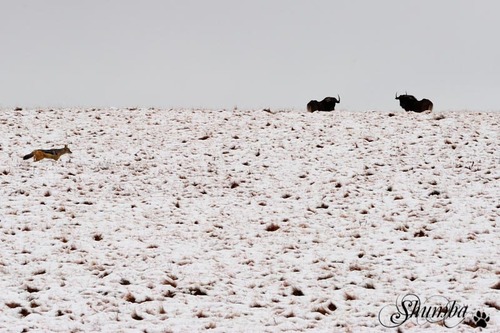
23,145,72,162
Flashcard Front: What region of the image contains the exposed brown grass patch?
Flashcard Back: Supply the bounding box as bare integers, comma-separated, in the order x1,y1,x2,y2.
131,310,143,320
485,300,500,310
344,292,357,301
19,308,30,317
189,286,207,296
124,292,136,303
162,278,177,288
291,287,304,296
196,310,208,318
265,223,280,232
5,302,21,308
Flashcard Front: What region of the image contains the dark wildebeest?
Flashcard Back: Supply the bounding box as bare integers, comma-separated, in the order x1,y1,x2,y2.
307,95,340,112
395,93,433,112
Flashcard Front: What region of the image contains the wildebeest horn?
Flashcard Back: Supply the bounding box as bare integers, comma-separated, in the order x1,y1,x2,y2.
395,92,399,99
337,94,341,103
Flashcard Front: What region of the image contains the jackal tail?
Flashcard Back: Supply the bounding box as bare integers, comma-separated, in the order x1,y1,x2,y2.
23,152,34,160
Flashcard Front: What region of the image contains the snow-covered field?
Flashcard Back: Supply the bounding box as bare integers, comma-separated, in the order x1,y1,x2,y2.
0,108,498,332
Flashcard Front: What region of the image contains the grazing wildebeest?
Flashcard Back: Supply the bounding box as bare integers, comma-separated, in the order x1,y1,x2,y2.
395,93,433,112
307,95,340,112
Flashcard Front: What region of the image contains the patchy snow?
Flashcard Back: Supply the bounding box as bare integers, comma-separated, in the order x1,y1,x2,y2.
0,108,498,332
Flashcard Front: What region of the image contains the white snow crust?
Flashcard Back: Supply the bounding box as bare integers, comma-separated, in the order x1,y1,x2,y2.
0,108,498,332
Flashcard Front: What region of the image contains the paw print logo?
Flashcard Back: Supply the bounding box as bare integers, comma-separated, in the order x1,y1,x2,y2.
473,311,490,328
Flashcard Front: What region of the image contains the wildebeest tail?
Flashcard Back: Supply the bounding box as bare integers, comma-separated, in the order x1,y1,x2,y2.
23,152,34,160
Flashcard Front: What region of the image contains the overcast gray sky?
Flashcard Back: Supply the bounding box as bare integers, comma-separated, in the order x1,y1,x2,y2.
1,1,499,111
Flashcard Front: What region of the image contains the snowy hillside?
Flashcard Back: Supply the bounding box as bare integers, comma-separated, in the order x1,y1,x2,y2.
0,108,498,332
